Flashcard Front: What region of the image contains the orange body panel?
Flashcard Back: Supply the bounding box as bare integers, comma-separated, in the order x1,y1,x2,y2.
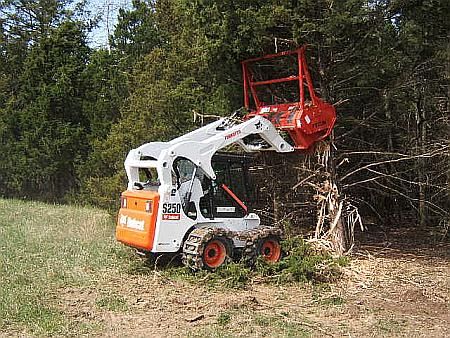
116,190,160,251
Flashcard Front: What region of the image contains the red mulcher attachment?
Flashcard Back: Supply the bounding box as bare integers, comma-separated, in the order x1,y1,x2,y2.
242,46,336,150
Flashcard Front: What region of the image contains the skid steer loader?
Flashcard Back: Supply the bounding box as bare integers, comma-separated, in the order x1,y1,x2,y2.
116,47,336,270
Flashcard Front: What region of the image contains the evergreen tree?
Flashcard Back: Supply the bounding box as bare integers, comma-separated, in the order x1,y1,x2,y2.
0,2,91,199
0,0,448,229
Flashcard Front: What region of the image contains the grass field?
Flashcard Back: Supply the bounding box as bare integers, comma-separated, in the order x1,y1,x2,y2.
0,198,130,335
0,198,449,337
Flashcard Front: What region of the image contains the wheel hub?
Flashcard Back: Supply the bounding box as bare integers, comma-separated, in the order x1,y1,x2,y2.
203,239,227,269
261,239,281,263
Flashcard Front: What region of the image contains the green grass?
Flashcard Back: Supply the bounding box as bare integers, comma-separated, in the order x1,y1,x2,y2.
375,318,407,334
217,311,232,326
253,314,311,337
190,310,312,337
0,198,130,336
163,262,252,289
96,293,128,312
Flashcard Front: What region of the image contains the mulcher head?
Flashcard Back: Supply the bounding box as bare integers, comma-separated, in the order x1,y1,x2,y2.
241,46,336,150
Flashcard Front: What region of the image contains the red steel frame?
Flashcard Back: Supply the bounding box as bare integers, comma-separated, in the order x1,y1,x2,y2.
221,183,248,213
241,46,336,150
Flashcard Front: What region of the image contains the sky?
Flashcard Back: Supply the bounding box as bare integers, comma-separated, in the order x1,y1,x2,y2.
85,0,132,48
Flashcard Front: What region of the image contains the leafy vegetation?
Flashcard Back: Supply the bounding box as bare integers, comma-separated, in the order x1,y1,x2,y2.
160,237,347,289
255,237,347,283
0,0,448,227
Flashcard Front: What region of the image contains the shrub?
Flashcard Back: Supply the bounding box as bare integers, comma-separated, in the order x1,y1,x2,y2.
255,237,344,284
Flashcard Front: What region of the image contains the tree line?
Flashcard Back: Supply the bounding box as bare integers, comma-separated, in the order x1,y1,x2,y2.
0,0,448,230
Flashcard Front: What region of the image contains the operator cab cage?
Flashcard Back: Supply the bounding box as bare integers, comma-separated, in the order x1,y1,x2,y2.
242,46,336,150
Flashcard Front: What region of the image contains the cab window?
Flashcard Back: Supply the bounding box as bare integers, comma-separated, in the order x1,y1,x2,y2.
133,168,160,191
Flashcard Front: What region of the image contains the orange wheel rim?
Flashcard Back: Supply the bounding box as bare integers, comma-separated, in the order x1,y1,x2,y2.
203,240,226,268
261,239,281,263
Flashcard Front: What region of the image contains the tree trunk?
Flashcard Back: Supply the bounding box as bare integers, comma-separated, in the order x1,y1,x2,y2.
446,40,450,234
384,89,394,152
415,85,427,227
327,132,351,254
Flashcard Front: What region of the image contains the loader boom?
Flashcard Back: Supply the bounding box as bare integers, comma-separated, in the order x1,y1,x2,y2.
124,115,293,187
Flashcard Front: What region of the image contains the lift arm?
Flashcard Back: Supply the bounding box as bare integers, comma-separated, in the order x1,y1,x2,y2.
124,115,294,187
162,115,294,180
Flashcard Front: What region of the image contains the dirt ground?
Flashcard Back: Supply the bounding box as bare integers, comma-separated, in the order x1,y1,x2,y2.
59,227,449,337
